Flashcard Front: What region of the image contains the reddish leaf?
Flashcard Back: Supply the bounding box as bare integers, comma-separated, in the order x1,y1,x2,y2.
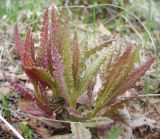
24,27,35,61
49,112,57,120
10,81,34,100
51,7,62,53
103,46,133,89
38,81,48,101
24,67,57,92
67,107,83,118
118,57,154,94
14,25,24,60
19,100,46,116
106,57,155,105
50,27,67,101
46,41,54,75
25,108,46,116
22,52,35,68
36,9,49,68
35,98,52,116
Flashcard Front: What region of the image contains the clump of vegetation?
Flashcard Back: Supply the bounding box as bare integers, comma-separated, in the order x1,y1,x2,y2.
11,6,154,137
19,123,32,139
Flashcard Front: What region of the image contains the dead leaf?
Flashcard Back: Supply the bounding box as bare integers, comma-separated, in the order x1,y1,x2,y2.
118,107,156,129
18,99,46,116
71,122,91,139
48,134,72,139
98,23,111,36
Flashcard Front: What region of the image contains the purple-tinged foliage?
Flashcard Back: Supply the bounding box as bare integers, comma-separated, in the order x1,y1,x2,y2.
14,25,24,61
35,98,52,116
67,107,83,119
37,82,48,102
9,80,34,100
50,30,67,101
25,107,46,116
24,27,35,61
36,9,49,68
12,6,154,122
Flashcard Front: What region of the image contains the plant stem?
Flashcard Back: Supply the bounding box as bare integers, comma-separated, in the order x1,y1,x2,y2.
93,1,96,43
0,114,24,139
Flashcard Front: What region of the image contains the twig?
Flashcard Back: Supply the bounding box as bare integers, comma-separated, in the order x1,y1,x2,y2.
137,94,160,98
0,114,24,139
119,94,160,99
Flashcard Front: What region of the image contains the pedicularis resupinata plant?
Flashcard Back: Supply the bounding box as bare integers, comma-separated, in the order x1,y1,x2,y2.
12,7,154,123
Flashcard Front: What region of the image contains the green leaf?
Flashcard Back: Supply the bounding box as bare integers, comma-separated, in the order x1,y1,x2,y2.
72,31,81,88
62,20,74,96
145,76,150,95
108,126,121,139
76,54,106,100
71,122,91,139
19,123,32,139
84,39,114,59
84,117,113,128
2,96,11,123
